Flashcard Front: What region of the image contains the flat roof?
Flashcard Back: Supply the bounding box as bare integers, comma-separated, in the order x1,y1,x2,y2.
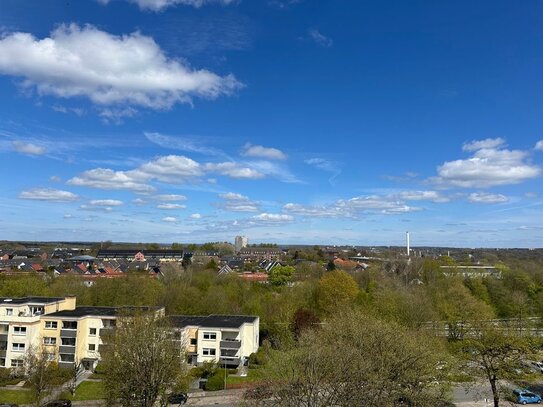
170,314,258,329
0,297,66,305
46,306,161,318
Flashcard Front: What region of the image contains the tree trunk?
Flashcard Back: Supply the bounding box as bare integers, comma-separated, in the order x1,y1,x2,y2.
490,376,499,407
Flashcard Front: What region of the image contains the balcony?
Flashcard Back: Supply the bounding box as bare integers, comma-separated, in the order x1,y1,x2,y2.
60,329,77,338
0,334,7,341
0,350,6,358
220,340,241,349
219,357,241,366
59,361,75,369
99,327,115,337
59,345,76,354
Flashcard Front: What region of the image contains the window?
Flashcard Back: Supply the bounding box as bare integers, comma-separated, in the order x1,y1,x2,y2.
0,358,5,367
6,308,13,316
89,328,97,336
203,332,217,340
13,326,27,335
88,344,96,351
45,321,58,329
59,354,75,362
11,359,23,368
190,338,197,345
202,348,216,356
62,321,77,330
61,337,76,346
12,343,25,352
43,337,57,345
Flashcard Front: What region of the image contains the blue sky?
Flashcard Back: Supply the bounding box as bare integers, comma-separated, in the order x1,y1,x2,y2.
0,0,542,247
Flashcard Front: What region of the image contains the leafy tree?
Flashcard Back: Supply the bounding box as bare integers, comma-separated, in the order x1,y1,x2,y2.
254,311,450,406
326,260,336,271
456,325,533,407
316,271,359,314
204,259,218,270
268,265,294,286
290,308,320,340
102,313,187,407
23,346,61,406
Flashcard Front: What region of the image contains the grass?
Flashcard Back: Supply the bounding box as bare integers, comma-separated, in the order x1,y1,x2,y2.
226,367,266,387
0,388,34,404
60,381,105,401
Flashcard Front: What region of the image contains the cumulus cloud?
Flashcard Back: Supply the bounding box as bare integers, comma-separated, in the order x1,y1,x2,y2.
138,155,203,182
204,162,264,179
68,168,154,193
0,24,241,112
468,192,509,204
535,140,543,151
162,216,178,223
432,138,541,188
157,203,186,209
396,190,450,203
154,194,187,201
242,143,287,160
19,188,79,202
283,194,422,218
307,29,333,47
89,199,124,206
12,140,46,155
49,176,61,183
97,0,236,11
190,213,202,219
252,213,294,223
216,192,260,212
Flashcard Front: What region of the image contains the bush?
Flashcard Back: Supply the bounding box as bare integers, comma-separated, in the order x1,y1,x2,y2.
205,372,226,391
248,349,268,367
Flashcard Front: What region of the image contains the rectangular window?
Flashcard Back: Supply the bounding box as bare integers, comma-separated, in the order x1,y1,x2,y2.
203,332,217,340
89,328,97,336
62,321,77,330
190,338,197,345
13,326,27,335
43,337,57,345
12,343,25,352
88,344,96,351
11,359,23,367
6,309,13,316
202,348,216,356
0,358,5,367
45,321,58,329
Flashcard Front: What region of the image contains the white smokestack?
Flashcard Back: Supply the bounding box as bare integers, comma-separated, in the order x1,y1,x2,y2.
406,231,410,257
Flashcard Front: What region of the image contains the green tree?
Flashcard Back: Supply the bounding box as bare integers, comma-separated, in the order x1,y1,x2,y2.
102,313,187,407
268,265,294,286
316,271,359,314
23,346,61,406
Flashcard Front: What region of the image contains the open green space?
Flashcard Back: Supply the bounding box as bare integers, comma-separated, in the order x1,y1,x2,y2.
0,389,34,404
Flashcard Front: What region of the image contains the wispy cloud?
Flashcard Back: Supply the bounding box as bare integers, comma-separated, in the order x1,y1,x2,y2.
19,188,79,202
97,0,237,12
12,140,46,155
144,132,226,157
307,28,333,47
241,143,287,160
304,157,341,185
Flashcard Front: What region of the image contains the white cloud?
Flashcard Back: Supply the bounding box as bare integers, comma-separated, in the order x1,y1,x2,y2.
12,140,46,155
144,132,224,156
241,143,287,160
307,29,333,47
535,140,543,151
157,203,186,209
80,204,114,212
463,137,506,152
68,168,154,193
216,192,260,212
0,24,241,112
98,0,236,11
432,139,541,188
283,194,422,218
252,213,294,223
19,188,79,202
396,190,450,203
50,176,61,183
162,216,178,223
132,198,146,205
468,192,509,204
154,194,187,201
205,162,264,179
63,214,73,219
190,213,202,219
89,199,124,206
133,156,203,183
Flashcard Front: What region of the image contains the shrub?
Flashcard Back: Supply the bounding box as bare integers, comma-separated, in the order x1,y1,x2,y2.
205,372,225,391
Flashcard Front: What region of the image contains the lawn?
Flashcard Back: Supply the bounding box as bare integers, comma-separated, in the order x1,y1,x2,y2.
0,388,34,404
226,367,266,387
69,381,105,401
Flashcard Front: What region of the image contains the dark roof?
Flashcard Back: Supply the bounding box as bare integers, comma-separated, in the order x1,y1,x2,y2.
46,306,161,318
170,314,258,329
97,249,183,257
0,296,66,305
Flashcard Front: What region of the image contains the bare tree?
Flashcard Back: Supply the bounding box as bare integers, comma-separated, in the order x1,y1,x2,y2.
102,313,188,407
23,346,60,407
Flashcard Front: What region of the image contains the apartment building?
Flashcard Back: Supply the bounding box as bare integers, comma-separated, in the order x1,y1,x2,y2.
0,296,76,368
1,296,259,371
171,315,259,368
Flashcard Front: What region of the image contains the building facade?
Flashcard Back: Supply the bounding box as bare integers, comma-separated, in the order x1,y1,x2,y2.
1,296,259,371
234,236,248,253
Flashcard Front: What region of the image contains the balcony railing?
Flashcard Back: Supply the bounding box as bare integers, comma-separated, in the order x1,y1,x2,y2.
99,327,115,337
59,361,75,369
220,340,241,349
219,356,241,366
59,345,76,354
60,329,77,338
0,334,7,341
0,350,6,358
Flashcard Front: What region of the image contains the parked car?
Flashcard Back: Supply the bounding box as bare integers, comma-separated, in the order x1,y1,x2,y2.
513,389,542,405
41,400,72,407
167,393,188,405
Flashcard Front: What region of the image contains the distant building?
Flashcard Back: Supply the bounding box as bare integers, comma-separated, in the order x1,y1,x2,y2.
234,236,248,253
96,249,184,262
